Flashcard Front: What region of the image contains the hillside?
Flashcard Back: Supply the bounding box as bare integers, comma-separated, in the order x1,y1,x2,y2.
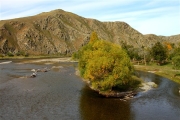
0,9,179,55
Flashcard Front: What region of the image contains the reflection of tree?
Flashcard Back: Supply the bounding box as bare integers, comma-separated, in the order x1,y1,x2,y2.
79,86,131,120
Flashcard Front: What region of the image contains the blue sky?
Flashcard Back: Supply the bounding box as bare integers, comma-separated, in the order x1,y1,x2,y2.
0,0,180,36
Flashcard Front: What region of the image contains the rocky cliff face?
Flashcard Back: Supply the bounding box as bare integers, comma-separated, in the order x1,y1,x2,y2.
0,9,179,55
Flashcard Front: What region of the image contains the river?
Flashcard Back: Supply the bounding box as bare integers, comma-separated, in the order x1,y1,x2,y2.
0,58,180,120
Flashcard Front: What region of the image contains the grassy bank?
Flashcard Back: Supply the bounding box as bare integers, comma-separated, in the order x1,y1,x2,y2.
134,63,180,84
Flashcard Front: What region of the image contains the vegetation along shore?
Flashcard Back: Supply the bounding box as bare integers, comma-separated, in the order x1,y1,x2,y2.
134,63,180,84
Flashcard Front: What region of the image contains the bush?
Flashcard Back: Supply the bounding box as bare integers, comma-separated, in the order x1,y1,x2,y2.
24,53,29,57
0,54,4,58
172,56,180,69
7,52,14,57
16,51,25,56
78,39,139,91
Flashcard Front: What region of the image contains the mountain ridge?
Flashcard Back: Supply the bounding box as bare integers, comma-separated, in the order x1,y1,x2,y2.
0,9,179,55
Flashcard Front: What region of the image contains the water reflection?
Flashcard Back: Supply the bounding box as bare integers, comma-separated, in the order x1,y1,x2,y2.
80,86,131,120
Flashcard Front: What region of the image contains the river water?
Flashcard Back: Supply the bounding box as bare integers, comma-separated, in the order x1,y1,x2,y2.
0,59,180,120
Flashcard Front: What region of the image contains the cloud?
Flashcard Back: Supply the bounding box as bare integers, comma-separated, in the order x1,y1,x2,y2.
0,0,47,19
0,0,134,20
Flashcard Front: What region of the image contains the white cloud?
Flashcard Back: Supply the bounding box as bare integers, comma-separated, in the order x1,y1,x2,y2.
94,6,175,21
0,0,134,20
0,0,47,19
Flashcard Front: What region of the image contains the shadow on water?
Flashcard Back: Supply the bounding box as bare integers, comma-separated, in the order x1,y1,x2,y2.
80,85,131,120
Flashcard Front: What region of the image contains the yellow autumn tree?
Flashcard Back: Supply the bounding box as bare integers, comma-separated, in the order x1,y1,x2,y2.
164,42,172,50
77,32,141,91
89,31,99,43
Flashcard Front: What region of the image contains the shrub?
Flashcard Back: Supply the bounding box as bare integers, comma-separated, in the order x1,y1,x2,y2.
172,56,180,69
16,51,25,56
0,54,4,58
7,52,14,57
24,53,29,57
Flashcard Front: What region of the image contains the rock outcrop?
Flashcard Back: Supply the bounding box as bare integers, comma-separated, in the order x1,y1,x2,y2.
0,9,179,55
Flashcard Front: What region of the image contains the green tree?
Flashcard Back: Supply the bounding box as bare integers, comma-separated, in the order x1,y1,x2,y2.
120,41,140,60
171,43,180,69
78,37,141,91
171,42,180,57
150,42,167,65
172,56,180,70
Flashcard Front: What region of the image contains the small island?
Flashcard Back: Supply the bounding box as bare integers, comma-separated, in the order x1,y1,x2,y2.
73,32,142,98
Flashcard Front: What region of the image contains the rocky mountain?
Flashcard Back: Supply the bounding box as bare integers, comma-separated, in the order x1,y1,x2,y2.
0,9,179,55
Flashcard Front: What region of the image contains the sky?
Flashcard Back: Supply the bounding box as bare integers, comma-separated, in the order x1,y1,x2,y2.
0,0,180,36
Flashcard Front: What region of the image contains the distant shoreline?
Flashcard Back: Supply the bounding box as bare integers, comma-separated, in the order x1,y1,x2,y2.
134,64,180,84
0,57,76,65
0,55,69,60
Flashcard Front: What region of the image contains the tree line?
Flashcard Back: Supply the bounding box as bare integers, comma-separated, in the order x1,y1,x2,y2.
121,41,180,69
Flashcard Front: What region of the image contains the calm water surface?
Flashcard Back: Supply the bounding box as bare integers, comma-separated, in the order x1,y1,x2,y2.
0,59,180,120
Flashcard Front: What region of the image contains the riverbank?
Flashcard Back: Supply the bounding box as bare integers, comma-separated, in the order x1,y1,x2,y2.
21,57,74,63
134,64,180,84
0,57,76,65
0,55,68,60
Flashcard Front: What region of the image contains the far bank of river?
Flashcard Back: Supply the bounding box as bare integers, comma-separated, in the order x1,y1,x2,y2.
134,64,180,84
0,55,70,60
